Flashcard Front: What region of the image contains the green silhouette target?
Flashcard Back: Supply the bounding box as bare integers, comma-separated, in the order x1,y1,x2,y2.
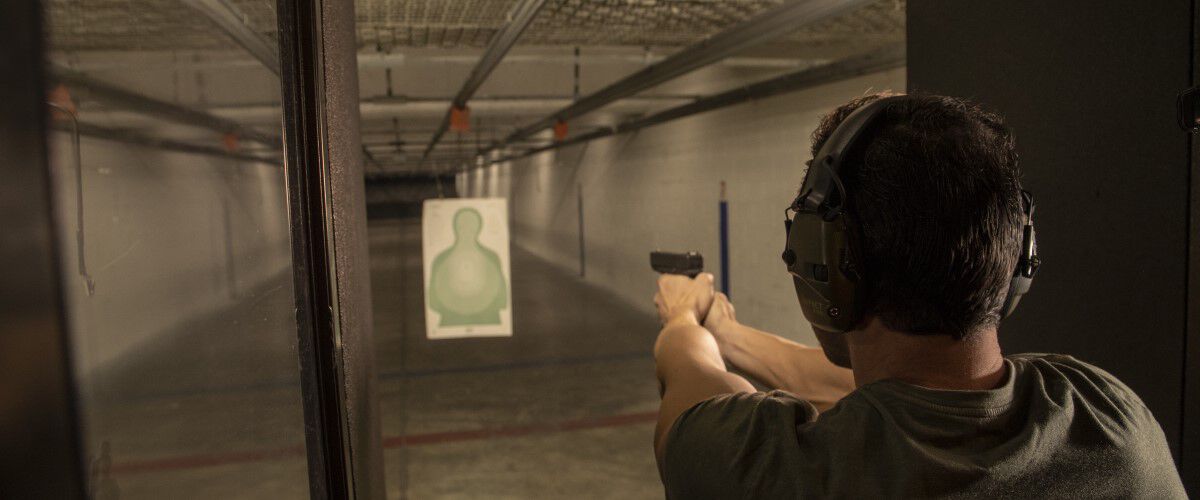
422,199,512,338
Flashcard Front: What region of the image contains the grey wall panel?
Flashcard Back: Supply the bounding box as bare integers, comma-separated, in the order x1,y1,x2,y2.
908,0,1191,461
320,0,386,495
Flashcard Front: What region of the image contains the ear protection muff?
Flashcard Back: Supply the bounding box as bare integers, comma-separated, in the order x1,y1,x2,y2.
782,96,903,337
782,96,1039,355
1001,190,1040,316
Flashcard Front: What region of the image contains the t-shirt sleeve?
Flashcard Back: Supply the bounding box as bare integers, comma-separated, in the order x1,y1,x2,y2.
662,390,819,499
1022,354,1187,497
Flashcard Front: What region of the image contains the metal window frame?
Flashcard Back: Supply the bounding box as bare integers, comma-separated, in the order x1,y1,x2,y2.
0,0,87,497
277,0,384,497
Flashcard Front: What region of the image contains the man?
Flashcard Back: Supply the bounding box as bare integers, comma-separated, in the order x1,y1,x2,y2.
652,93,1185,498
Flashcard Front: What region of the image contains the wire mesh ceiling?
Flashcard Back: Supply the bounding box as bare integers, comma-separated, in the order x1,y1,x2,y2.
360,0,903,50
47,0,278,52
48,0,903,54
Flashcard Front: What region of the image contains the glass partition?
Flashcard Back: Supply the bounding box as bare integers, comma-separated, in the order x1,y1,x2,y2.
43,0,308,497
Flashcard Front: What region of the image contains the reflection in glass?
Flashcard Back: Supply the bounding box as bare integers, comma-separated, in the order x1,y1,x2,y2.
44,0,307,497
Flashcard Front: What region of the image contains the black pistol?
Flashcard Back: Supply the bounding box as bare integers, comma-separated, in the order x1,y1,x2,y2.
650,251,704,278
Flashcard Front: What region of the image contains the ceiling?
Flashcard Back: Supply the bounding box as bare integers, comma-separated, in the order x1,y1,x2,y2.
46,0,904,173
358,0,903,53
47,0,279,52
48,0,903,57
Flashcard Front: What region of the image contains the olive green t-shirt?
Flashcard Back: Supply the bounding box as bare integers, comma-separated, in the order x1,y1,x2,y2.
663,354,1185,499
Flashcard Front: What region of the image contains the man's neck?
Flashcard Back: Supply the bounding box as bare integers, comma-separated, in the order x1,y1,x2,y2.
846,317,1006,390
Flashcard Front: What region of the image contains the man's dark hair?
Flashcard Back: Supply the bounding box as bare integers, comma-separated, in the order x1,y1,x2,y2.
809,92,1024,339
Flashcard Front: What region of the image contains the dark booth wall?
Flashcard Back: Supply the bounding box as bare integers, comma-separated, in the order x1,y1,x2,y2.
907,0,1195,485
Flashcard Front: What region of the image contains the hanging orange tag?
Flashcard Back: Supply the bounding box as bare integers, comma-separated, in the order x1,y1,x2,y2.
48,84,77,121
553,119,568,141
222,133,240,152
450,105,471,132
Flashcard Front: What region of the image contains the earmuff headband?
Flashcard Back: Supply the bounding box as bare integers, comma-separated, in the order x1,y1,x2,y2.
783,96,1039,345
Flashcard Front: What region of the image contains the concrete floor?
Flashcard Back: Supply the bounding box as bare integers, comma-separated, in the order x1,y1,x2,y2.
78,270,310,499
370,217,663,499
77,215,663,499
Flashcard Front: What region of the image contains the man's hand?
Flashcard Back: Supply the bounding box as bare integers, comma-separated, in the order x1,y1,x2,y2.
703,292,740,349
654,273,716,326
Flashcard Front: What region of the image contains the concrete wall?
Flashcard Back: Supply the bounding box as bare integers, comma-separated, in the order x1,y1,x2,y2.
50,133,294,374
460,67,905,344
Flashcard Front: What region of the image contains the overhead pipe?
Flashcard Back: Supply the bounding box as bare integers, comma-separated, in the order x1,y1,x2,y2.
182,0,281,75
478,44,905,168
53,68,280,147
57,120,280,164
482,0,877,156
88,96,692,127
421,0,547,161
55,51,816,72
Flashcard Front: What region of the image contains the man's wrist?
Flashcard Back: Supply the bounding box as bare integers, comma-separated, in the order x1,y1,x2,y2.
664,310,700,328
654,310,709,361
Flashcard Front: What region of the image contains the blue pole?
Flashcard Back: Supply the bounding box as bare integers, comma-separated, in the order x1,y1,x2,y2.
719,181,730,297
578,183,586,277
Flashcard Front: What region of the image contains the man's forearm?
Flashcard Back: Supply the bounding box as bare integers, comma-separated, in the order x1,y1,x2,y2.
715,323,854,409
653,314,755,469
655,317,727,384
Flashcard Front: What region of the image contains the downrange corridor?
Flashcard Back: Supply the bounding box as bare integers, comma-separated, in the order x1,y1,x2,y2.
30,0,909,496
368,216,662,499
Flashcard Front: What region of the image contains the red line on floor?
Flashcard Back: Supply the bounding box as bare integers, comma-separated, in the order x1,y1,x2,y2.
380,411,658,448
109,445,307,475
110,410,659,475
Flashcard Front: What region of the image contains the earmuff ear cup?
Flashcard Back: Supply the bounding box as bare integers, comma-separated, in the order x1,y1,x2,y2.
1001,275,1032,318
786,214,859,368
785,213,859,333
826,221,860,330
786,97,901,337
1001,223,1037,319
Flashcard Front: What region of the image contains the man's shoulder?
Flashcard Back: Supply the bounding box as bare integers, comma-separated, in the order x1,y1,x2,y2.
1007,353,1148,410
1008,353,1185,496
662,391,825,498
1008,352,1120,379
666,390,820,442
1007,352,1176,454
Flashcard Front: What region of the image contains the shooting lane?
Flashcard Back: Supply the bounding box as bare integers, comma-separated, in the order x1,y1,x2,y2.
365,1,905,497
907,0,1200,494
34,0,903,496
